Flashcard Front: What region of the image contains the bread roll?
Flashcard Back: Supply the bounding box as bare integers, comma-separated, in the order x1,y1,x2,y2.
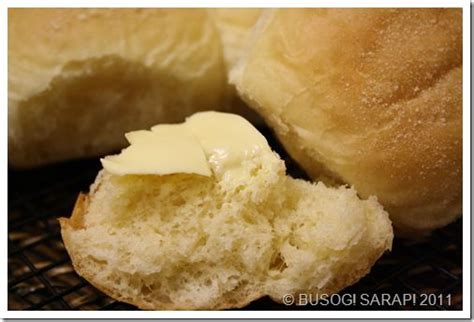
208,8,264,124
60,112,392,310
208,8,262,72
231,8,462,235
9,8,228,168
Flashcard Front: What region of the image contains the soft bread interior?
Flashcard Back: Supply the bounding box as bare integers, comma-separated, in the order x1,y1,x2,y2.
60,150,392,310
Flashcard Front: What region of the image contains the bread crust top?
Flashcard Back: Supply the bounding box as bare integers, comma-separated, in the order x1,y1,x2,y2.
8,9,228,168
231,9,462,233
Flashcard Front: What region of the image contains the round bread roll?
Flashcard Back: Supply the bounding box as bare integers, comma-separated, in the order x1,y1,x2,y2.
230,9,462,235
9,8,228,168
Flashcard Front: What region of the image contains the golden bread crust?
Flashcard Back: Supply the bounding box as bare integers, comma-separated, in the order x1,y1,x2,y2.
231,9,462,234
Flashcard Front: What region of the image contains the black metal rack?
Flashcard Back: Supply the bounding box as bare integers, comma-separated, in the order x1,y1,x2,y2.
8,132,462,310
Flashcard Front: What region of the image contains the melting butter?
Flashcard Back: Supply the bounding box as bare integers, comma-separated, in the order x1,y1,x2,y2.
102,111,270,176
183,112,269,173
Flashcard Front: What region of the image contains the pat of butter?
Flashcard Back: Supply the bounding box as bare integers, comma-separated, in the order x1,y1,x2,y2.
102,111,270,176
101,125,211,176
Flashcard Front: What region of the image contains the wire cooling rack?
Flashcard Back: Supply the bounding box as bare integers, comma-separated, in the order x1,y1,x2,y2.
8,131,463,310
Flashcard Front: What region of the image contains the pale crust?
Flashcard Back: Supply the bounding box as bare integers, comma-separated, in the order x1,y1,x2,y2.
9,9,228,168
60,192,389,310
208,8,262,72
231,9,462,235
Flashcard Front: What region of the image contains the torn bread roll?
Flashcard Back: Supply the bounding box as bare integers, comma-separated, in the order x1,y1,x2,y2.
60,111,393,310
231,8,462,235
9,8,228,168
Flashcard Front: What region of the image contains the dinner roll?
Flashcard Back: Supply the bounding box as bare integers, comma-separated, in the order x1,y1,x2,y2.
230,9,462,235
208,8,262,72
208,8,264,123
9,8,228,168
60,112,392,310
